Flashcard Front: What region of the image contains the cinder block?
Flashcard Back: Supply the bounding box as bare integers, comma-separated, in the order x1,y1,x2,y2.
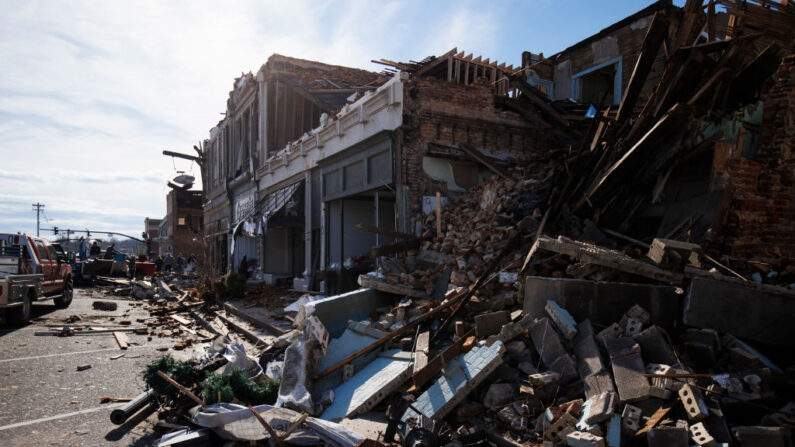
583,391,617,425
621,404,641,435
635,325,678,365
530,317,578,382
597,323,623,346
546,412,577,442
574,320,607,380
679,384,710,421
584,371,616,401
566,430,605,447
605,337,650,402
623,317,642,337
528,371,561,386
546,300,578,340
689,422,718,447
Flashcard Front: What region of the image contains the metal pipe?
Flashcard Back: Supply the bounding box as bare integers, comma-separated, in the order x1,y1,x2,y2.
110,389,156,425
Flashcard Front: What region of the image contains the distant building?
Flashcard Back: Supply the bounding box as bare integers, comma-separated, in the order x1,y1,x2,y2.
144,217,162,257
162,189,203,258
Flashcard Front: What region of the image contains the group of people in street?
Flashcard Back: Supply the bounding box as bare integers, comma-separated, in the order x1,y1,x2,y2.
75,236,197,276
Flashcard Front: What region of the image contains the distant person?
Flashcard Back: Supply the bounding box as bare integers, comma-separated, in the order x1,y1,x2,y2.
78,237,87,260
90,241,101,257
176,254,184,274
164,253,173,272
104,243,117,259
137,253,147,262
154,255,163,272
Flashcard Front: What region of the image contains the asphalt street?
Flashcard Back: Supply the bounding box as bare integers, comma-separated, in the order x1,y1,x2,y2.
0,288,169,446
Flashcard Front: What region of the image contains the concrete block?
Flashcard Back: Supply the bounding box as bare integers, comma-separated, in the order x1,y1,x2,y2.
528,371,561,386
685,278,795,347
597,323,623,346
530,317,578,382
605,337,650,403
645,363,673,390
546,300,578,340
524,277,682,330
621,404,641,435
584,372,616,401
647,426,688,447
402,341,505,422
486,314,533,346
546,412,577,442
689,422,718,446
583,391,617,425
623,317,642,337
566,430,605,447
635,325,677,365
475,310,510,338
679,384,710,421
574,320,607,380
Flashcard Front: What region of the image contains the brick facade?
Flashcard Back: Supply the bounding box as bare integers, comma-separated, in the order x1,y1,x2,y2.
400,76,557,215
717,55,795,267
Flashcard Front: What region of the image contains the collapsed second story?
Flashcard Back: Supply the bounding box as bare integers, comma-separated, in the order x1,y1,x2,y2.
202,55,388,204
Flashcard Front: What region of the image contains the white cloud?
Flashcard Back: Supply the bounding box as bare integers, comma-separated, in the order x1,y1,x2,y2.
0,0,502,238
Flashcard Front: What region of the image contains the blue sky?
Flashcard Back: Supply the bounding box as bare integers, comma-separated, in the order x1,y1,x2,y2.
0,0,671,239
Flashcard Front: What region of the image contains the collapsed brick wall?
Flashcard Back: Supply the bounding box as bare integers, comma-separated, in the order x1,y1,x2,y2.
717,54,795,267
400,76,558,215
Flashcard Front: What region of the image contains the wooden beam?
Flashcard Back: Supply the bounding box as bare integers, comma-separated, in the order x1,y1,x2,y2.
314,288,467,380
459,143,509,179
411,329,475,390
113,331,129,350
436,192,442,237
616,11,669,124
358,275,429,298
157,371,203,405
413,330,430,377
509,76,570,127
248,406,288,447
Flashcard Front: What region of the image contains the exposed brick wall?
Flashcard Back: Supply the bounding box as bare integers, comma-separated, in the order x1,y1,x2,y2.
717,55,795,266
400,76,558,215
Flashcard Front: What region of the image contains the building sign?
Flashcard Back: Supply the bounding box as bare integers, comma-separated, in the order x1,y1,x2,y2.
234,191,256,223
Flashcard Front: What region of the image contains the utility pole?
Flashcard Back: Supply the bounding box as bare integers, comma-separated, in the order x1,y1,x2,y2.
32,202,45,237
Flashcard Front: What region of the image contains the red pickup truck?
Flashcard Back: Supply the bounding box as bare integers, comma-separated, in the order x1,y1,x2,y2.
0,233,73,324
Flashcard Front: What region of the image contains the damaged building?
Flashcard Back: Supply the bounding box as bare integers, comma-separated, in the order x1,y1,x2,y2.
117,1,795,446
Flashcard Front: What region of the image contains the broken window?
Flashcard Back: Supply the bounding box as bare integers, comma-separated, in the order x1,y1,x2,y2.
572,57,622,105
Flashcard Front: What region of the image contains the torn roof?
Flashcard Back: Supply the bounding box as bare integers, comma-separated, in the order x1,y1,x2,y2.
262,53,388,110
263,54,387,89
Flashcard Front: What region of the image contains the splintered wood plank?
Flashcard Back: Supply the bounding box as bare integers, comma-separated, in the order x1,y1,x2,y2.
113,331,129,350
170,315,192,326
411,328,475,390
413,331,430,375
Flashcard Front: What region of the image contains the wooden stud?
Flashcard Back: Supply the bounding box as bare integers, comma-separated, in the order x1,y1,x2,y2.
113,331,129,350
156,371,203,405
436,192,442,237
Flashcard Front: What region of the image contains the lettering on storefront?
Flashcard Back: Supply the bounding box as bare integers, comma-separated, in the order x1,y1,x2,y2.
234,192,256,223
